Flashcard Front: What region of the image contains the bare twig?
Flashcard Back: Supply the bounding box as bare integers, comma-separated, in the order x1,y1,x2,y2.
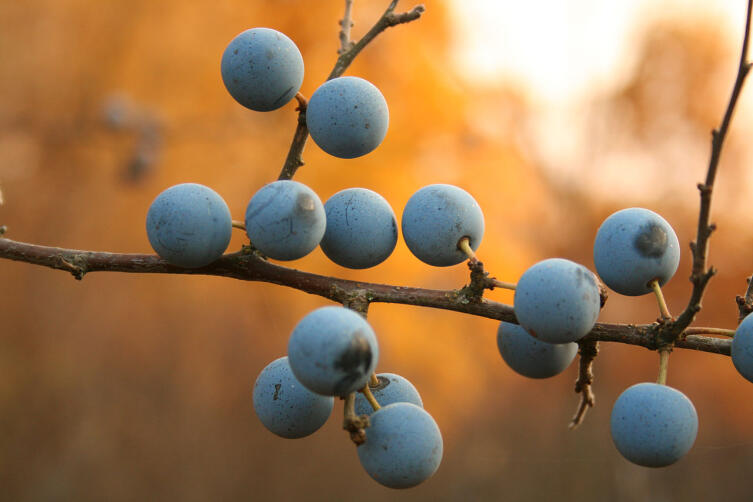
277,0,425,180
0,237,732,356
673,0,753,333
569,340,598,429
736,275,753,323
338,0,356,54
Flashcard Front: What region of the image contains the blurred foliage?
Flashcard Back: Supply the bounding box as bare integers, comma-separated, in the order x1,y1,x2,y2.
1,0,753,500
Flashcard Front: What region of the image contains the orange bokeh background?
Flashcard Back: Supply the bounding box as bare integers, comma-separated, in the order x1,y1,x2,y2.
2,1,753,500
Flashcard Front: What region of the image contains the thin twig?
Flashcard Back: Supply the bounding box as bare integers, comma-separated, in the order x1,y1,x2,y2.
736,275,753,323
673,0,753,333
338,0,356,54
569,340,598,429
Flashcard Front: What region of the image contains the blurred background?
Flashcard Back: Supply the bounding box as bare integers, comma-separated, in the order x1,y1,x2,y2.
2,0,753,500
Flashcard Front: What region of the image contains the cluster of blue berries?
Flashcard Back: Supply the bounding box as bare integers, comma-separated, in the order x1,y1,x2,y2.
141,26,498,489
143,21,735,486
497,207,700,468
254,307,442,489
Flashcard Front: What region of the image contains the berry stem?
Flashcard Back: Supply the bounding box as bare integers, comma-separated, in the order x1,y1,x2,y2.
491,278,516,291
650,279,672,320
369,373,379,387
343,392,369,445
657,349,671,385
231,220,246,230
683,327,735,338
360,384,381,411
457,236,476,261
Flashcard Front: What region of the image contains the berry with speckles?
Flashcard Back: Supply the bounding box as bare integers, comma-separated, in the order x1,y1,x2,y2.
221,28,304,112
320,188,398,269
146,183,232,268
610,382,698,467
306,76,389,159
514,258,601,344
401,184,484,267
357,402,443,489
253,356,334,439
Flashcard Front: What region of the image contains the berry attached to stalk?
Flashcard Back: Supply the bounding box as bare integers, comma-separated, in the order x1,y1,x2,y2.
610,383,698,467
221,28,304,112
146,183,232,268
402,184,485,267
320,188,398,269
354,373,423,416
306,76,389,159
357,403,443,489
593,208,680,296
513,258,601,344
287,306,379,396
245,180,326,261
253,357,334,439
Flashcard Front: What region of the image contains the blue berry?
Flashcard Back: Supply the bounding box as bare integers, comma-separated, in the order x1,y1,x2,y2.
354,373,423,416
593,208,680,296
306,76,389,159
221,28,304,112
514,258,601,344
253,357,334,439
732,312,753,383
288,306,378,396
357,403,443,489
146,183,232,268
610,382,698,467
401,184,484,267
320,188,397,269
245,180,326,261
496,322,578,378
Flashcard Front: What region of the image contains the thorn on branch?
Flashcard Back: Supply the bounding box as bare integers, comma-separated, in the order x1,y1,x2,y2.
58,255,87,280
569,340,598,430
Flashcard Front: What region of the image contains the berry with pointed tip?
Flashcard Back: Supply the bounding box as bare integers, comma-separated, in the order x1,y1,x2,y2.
245,180,326,261
513,258,601,344
610,382,698,467
357,403,443,489
146,183,232,268
306,76,389,159
497,322,578,378
593,208,680,296
354,373,423,416
221,28,304,112
252,357,334,439
320,188,398,269
401,184,484,267
288,306,379,396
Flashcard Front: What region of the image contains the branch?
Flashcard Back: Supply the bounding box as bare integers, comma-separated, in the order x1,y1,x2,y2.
569,340,598,429
673,0,753,332
338,0,356,54
0,237,731,356
277,0,425,180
